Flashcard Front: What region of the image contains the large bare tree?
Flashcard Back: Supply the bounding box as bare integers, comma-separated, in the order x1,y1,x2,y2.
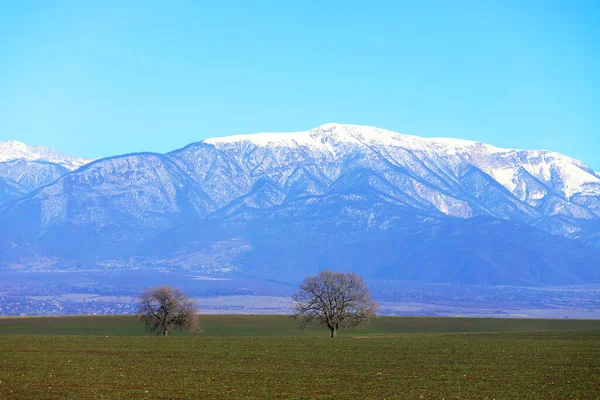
292,270,379,337
138,286,199,336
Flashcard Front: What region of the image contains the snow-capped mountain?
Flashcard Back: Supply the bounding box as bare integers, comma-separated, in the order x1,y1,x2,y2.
0,124,598,287
0,139,92,170
0,140,94,206
201,123,600,217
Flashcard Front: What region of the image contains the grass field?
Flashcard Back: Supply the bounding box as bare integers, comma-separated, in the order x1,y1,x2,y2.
2,314,600,336
0,315,599,399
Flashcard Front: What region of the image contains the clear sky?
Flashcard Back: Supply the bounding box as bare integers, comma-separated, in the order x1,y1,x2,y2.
0,1,598,169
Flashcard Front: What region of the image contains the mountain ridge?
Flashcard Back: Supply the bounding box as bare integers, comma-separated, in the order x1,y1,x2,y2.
0,140,95,206
1,124,599,290
0,139,93,170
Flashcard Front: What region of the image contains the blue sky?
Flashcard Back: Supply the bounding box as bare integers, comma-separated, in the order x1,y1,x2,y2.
0,1,598,169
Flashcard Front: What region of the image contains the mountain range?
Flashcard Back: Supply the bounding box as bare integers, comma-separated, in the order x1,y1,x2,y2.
0,140,92,206
1,124,599,290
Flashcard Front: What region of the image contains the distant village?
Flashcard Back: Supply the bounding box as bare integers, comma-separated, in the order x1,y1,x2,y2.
0,296,137,316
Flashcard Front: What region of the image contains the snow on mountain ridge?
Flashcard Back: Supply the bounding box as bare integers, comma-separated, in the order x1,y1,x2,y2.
204,123,599,200
0,139,92,170
205,123,510,154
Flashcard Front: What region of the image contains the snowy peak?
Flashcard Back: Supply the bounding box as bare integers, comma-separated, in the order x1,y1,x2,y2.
0,139,93,170
311,123,504,152
205,123,507,155
203,123,396,147
203,123,599,200
476,149,600,199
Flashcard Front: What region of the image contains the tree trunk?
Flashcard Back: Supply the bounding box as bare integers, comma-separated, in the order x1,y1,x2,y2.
330,326,336,338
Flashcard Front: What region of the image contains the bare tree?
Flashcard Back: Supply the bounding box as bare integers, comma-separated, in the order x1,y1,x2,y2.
292,270,379,337
138,286,199,336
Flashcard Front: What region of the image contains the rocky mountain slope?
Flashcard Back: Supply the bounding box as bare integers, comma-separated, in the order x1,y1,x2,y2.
1,124,598,287
0,140,93,206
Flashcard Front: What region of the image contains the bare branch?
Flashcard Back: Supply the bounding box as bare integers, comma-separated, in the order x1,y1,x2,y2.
137,286,200,336
291,271,379,337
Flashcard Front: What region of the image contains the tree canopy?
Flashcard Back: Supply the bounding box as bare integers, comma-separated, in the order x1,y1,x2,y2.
138,286,199,336
292,270,379,337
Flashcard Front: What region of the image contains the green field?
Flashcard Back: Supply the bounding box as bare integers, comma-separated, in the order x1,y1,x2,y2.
1,315,599,399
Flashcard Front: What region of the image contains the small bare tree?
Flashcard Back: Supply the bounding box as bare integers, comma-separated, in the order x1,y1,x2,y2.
292,270,379,337
138,286,199,336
